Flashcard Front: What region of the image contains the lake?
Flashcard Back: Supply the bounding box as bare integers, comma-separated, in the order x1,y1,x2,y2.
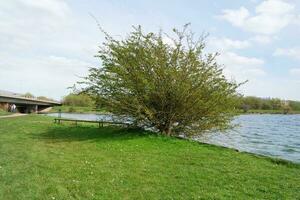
47,112,118,122
195,114,300,163
47,113,300,163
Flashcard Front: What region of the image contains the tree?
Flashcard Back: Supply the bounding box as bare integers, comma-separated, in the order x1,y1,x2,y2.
82,25,241,136
289,100,300,111
62,93,94,107
37,96,54,101
270,98,282,110
242,96,262,110
282,104,292,114
23,92,35,99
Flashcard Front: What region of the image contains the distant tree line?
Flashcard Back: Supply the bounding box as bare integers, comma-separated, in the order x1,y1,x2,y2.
62,93,95,107
237,96,300,113
63,93,300,114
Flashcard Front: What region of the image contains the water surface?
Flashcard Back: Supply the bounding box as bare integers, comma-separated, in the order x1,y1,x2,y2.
47,113,116,121
195,114,300,163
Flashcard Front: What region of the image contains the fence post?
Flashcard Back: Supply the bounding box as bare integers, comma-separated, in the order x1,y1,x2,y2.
58,109,61,119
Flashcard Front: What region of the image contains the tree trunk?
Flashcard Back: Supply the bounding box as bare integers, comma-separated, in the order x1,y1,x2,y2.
163,126,172,136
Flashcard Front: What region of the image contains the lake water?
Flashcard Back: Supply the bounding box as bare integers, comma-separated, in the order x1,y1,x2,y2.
195,114,300,163
47,113,118,122
47,113,300,163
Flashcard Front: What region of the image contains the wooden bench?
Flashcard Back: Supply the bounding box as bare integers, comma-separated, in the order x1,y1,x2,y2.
54,118,130,128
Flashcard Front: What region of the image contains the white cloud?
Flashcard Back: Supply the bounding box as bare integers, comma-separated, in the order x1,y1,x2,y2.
206,36,265,82
18,0,71,18
274,47,300,59
0,55,92,99
289,68,300,76
0,0,99,99
255,0,294,16
219,0,298,35
218,52,265,81
241,78,300,100
207,37,251,51
0,0,73,53
251,35,273,44
219,7,250,27
293,14,300,25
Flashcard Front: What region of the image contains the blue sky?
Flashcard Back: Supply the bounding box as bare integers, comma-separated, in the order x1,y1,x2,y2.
1,0,300,100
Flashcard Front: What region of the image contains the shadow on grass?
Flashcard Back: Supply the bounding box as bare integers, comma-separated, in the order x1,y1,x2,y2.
33,122,300,168
34,124,154,143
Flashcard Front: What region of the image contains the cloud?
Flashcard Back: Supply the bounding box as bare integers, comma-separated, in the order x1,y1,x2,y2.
0,55,92,99
206,36,265,82
241,78,300,100
207,37,251,51
0,0,73,53
0,0,99,99
255,0,294,16
217,52,265,81
218,0,298,35
289,68,300,76
274,47,300,60
250,35,273,44
18,0,71,18
219,7,250,27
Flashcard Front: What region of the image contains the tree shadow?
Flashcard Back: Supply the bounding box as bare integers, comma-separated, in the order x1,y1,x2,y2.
34,124,153,143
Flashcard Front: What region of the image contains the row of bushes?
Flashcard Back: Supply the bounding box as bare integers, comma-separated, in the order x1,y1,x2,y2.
61,93,300,114
237,96,300,112
62,93,95,107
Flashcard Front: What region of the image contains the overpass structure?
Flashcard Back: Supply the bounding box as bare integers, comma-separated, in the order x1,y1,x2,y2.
0,90,61,113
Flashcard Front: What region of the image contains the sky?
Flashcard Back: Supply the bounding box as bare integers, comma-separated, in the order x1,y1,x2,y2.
1,0,300,100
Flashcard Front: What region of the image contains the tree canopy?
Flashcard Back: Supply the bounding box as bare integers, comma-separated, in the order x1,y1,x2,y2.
82,25,241,136
37,96,54,101
236,96,300,113
23,92,35,99
62,93,95,107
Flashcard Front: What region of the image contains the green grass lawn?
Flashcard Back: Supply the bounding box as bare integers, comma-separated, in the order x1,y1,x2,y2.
0,108,10,116
0,116,299,199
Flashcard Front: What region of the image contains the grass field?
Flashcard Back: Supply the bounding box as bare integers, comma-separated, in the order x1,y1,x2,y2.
0,108,10,116
0,115,299,199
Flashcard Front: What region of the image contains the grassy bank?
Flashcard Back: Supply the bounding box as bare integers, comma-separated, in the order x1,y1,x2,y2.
0,108,10,116
0,116,299,199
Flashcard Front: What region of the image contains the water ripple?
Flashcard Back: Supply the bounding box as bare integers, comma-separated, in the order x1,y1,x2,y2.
195,114,300,163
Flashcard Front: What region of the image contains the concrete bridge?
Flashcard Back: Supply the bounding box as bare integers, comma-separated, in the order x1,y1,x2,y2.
0,90,61,113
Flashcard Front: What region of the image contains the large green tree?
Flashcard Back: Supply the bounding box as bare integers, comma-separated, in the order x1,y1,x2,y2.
62,93,95,107
82,25,241,136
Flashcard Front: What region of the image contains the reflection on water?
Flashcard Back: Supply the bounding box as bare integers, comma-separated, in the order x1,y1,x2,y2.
47,113,115,121
46,113,300,163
